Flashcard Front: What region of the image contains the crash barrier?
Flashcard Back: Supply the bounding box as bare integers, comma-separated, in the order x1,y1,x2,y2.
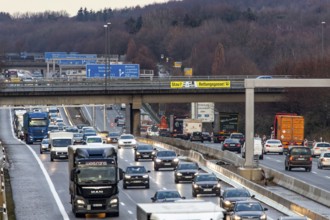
138,137,330,220
0,141,8,220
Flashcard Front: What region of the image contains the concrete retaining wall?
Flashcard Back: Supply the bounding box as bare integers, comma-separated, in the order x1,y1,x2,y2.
139,137,330,220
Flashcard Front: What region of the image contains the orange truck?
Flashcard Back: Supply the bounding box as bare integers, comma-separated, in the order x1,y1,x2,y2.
273,113,304,153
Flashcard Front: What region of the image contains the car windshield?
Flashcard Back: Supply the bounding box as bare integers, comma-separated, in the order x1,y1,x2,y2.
323,153,330,157
231,134,243,138
157,191,181,199
126,166,146,174
268,140,281,144
121,135,134,139
42,139,49,144
235,202,263,212
52,139,71,147
317,143,330,147
109,133,119,137
196,175,217,182
224,189,250,198
158,151,176,157
73,133,83,137
49,126,59,131
290,148,310,155
137,145,153,150
178,163,198,170
87,137,102,143
77,167,116,183
226,139,239,143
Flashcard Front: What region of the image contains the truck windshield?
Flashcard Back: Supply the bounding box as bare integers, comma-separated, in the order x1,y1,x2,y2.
29,119,48,127
53,139,72,147
77,167,116,183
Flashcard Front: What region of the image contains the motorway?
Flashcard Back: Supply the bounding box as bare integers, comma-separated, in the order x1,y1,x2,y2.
0,107,289,220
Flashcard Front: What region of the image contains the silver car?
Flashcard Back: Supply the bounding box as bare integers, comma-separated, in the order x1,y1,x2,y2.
40,138,49,154
317,151,330,169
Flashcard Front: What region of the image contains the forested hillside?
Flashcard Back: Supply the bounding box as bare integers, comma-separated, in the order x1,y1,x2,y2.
0,0,329,138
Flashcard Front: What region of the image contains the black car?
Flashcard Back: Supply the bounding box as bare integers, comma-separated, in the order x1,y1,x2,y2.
220,188,254,212
222,138,242,153
154,150,179,171
190,131,204,142
202,132,212,142
151,189,185,203
107,132,120,143
123,166,150,189
192,173,221,197
229,200,268,220
174,162,200,183
134,144,157,161
285,146,312,172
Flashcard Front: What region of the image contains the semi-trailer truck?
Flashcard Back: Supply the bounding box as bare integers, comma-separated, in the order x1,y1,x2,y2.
68,145,123,217
23,111,49,144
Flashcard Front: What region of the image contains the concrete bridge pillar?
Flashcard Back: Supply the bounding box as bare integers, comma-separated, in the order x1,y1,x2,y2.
131,95,142,136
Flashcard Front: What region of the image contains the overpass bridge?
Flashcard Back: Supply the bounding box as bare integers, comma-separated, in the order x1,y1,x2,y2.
0,76,286,136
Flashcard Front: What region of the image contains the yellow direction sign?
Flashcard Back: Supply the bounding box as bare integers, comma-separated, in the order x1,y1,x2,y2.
195,81,230,88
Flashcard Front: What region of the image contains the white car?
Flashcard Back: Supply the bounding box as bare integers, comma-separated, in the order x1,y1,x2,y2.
40,138,49,154
317,151,330,169
311,142,330,157
263,139,283,155
118,134,137,149
85,136,104,145
242,137,263,160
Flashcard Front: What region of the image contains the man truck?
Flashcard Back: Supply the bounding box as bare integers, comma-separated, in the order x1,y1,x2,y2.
272,113,304,153
136,201,225,220
68,145,123,217
49,131,74,161
23,111,49,144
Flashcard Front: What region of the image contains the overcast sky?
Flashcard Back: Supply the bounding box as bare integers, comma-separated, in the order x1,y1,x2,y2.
0,0,171,17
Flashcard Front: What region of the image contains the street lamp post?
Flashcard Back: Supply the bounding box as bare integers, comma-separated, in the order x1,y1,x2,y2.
103,22,111,90
322,21,326,58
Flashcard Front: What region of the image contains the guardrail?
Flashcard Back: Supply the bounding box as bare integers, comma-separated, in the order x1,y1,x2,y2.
139,136,330,220
0,141,8,220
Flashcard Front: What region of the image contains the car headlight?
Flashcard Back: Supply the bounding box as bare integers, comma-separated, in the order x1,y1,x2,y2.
142,175,149,178
136,152,140,155
132,140,137,144
233,215,241,220
224,200,231,206
152,151,156,155
176,173,182,176
109,198,118,204
193,184,199,189
217,183,221,188
155,158,162,163
173,158,179,162
124,175,131,179
260,214,267,220
76,199,85,205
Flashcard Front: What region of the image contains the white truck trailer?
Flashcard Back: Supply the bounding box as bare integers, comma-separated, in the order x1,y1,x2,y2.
49,131,74,161
182,118,203,140
136,201,225,220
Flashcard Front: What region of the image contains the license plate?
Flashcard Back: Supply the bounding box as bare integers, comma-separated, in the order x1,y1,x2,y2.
204,189,212,192
59,155,67,158
133,181,141,183
164,163,171,165
92,204,102,207
185,176,192,178
143,155,149,157
230,144,235,146
297,158,305,160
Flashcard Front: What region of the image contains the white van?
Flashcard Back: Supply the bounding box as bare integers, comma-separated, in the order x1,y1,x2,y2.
242,137,263,160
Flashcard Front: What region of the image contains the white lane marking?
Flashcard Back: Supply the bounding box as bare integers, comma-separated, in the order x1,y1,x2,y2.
312,171,317,174
325,176,330,179
9,111,70,220
120,202,125,206
128,210,134,215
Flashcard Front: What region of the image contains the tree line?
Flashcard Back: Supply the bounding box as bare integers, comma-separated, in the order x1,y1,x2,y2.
0,0,329,139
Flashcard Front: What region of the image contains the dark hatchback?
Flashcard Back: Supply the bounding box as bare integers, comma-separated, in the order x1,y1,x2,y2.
202,132,212,142
192,173,221,197
134,144,157,161
174,162,200,183
220,188,254,212
151,189,185,203
123,166,150,189
285,146,312,172
154,150,179,171
213,132,230,143
222,138,242,153
190,131,204,142
229,200,268,220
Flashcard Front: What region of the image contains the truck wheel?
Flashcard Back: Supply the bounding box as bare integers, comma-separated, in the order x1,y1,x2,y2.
154,166,159,171
192,191,197,197
107,212,119,217
146,184,150,189
288,166,292,171
175,178,179,184
40,148,43,154
50,155,54,162
134,157,138,162
123,184,127,189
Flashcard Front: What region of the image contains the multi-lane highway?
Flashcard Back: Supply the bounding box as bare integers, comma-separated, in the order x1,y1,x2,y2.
0,107,291,220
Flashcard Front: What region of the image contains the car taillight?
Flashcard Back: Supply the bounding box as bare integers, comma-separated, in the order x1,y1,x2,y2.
236,144,240,147
315,147,319,150
309,157,312,161
224,144,228,147
265,144,270,148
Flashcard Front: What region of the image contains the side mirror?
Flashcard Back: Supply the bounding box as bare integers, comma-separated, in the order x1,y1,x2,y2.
264,207,268,211
147,170,151,173
251,195,255,198
118,168,124,180
181,196,186,199
151,197,155,202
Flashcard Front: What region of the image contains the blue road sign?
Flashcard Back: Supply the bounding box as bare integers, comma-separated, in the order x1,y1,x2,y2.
44,52,97,65
86,64,140,78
